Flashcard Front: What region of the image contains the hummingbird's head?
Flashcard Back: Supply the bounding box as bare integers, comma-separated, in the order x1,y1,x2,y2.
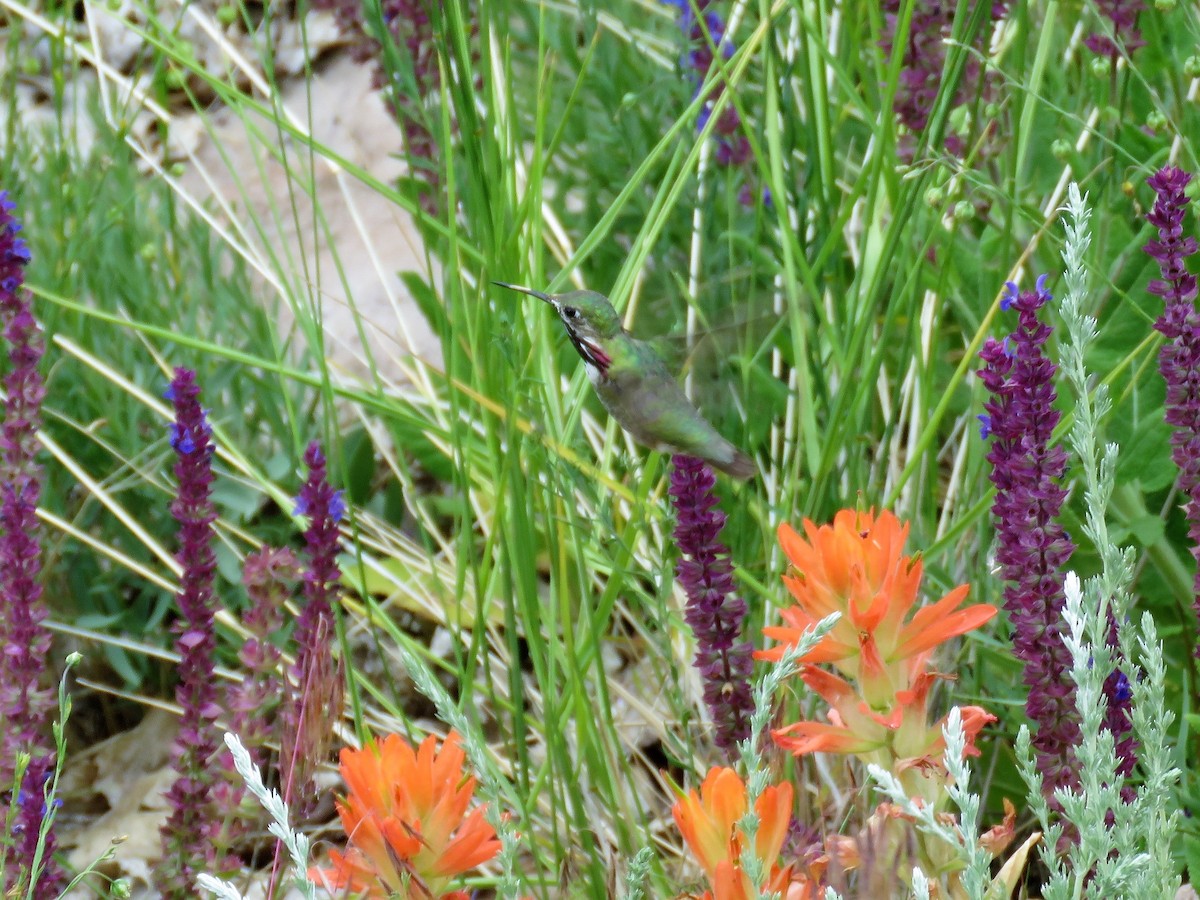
541,290,623,339
494,283,623,375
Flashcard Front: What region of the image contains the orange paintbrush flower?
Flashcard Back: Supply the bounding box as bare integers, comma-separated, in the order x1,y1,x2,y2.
672,767,797,900
755,509,1000,894
309,731,501,899
758,509,996,708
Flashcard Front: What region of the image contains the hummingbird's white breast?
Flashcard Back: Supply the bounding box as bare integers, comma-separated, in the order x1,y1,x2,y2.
566,331,612,384
582,360,603,384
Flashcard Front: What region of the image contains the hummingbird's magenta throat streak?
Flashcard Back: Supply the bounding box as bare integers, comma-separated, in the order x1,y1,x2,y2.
569,332,612,375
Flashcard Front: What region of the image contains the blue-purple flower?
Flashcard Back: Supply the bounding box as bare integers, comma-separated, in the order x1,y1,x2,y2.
1102,645,1137,789
669,453,753,756
11,754,64,897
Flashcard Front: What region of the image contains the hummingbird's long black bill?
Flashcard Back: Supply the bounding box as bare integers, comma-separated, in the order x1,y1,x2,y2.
492,281,554,304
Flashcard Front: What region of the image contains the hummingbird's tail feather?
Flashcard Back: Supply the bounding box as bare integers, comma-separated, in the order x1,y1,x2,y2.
709,445,757,480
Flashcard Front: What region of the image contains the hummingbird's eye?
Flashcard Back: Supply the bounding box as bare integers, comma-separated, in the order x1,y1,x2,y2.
563,307,579,319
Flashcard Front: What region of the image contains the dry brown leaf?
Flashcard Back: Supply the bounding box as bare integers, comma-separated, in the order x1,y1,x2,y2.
58,709,178,896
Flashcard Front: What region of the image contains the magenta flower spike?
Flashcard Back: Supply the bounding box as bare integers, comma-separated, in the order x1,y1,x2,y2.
229,546,296,764
658,0,764,204
0,191,53,769
306,0,450,211
214,546,298,825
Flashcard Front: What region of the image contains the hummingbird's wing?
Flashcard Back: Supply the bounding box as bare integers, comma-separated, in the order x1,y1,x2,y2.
599,340,756,479
641,312,782,378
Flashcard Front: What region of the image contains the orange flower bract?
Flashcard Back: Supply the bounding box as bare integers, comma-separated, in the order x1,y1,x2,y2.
309,731,500,899
672,767,796,900
758,509,996,709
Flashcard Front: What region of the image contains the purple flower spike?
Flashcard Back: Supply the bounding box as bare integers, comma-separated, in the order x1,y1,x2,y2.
214,546,298,831
978,279,1082,796
669,454,754,756
234,547,296,754
156,368,222,899
1103,660,1137,789
658,0,765,205
307,0,466,213
281,442,345,816
12,753,64,895
0,192,64,898
1084,0,1146,60
1145,166,1200,655
0,191,53,760
881,1,1009,160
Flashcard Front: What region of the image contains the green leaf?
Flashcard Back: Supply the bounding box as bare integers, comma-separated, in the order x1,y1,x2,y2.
400,270,447,336
343,425,378,506
1124,513,1166,548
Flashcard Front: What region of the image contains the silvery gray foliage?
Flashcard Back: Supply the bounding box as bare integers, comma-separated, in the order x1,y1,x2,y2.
621,846,655,900
196,732,315,900
866,709,994,900
910,867,931,900
1013,184,1182,899
737,614,839,900
195,874,242,900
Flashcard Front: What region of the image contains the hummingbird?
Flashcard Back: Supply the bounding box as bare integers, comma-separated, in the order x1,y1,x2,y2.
496,282,756,479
